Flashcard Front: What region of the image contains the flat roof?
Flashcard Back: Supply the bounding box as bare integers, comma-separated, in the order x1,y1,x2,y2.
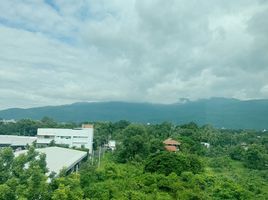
0,135,37,146
37,128,93,136
163,138,181,145
15,147,87,175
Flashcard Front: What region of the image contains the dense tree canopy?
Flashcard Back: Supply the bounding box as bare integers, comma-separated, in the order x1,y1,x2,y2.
0,119,267,199
144,151,203,176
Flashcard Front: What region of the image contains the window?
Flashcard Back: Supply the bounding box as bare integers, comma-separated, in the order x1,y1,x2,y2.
60,136,71,139
73,136,88,139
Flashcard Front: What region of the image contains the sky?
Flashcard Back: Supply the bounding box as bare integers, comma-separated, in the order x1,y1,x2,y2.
0,0,268,109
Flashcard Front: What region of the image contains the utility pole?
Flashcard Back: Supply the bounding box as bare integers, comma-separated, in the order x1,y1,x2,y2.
98,146,101,168
91,150,94,165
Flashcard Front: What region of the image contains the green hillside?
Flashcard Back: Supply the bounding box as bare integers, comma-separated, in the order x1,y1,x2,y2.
1,98,268,129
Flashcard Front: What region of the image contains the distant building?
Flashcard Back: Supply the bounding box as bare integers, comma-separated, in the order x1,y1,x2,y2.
201,142,210,148
15,147,87,176
104,140,116,151
0,119,16,124
163,138,181,152
0,135,37,150
36,124,94,154
241,142,248,150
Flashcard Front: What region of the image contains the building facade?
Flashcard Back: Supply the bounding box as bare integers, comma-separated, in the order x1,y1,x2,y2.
163,138,181,152
15,146,87,176
0,135,37,150
36,125,93,154
104,140,116,151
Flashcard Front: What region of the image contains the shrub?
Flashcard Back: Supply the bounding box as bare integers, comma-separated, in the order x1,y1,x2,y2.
144,152,203,176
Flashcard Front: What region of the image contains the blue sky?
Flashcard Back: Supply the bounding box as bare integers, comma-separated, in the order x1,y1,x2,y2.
0,0,268,109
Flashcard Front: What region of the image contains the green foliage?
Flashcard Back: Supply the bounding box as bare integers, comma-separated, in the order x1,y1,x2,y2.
208,156,232,170
229,145,245,161
149,138,164,153
212,178,251,200
144,152,203,176
1,120,268,199
244,144,268,170
0,184,15,200
26,165,49,200
0,147,14,183
115,124,149,163
0,147,50,199
52,184,70,200
51,174,84,200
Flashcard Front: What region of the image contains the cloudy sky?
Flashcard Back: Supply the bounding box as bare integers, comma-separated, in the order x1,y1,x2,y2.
0,0,268,109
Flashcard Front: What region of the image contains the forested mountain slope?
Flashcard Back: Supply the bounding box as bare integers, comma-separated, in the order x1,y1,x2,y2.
1,98,268,129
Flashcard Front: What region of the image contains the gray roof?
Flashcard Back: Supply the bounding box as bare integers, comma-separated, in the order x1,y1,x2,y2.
0,135,37,146
15,147,87,175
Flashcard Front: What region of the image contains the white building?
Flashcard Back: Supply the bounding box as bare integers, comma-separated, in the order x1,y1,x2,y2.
0,119,16,124
201,142,210,148
104,140,116,151
15,147,87,176
36,124,93,154
0,135,37,149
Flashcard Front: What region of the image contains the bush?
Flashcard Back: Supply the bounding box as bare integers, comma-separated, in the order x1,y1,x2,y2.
144,152,203,176
208,156,232,170
244,145,268,170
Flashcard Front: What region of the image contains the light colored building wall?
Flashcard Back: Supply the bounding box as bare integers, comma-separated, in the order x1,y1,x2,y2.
0,135,37,149
15,147,87,176
37,126,93,154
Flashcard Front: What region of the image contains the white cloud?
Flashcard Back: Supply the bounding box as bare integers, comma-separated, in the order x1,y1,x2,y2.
0,0,268,109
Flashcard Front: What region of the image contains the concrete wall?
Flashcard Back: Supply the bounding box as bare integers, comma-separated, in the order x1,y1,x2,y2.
37,128,93,153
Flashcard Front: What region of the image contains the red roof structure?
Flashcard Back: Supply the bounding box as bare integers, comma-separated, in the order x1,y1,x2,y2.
163,138,181,146
165,145,177,152
163,138,181,152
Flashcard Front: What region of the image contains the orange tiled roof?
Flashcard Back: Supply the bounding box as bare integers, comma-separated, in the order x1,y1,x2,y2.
82,124,93,128
163,138,181,145
165,145,177,152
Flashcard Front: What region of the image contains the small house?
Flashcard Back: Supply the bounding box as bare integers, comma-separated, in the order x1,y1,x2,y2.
104,140,116,151
163,138,181,152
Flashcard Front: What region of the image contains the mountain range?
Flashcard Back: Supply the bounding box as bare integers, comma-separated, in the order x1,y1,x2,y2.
1,98,268,130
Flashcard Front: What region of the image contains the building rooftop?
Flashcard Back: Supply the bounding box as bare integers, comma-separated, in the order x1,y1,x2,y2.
165,145,177,152
37,128,93,136
82,124,94,128
15,147,87,175
163,138,181,145
0,135,37,146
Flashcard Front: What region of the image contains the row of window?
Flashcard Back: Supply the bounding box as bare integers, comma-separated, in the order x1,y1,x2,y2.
41,136,89,139
73,136,88,139
73,142,87,144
